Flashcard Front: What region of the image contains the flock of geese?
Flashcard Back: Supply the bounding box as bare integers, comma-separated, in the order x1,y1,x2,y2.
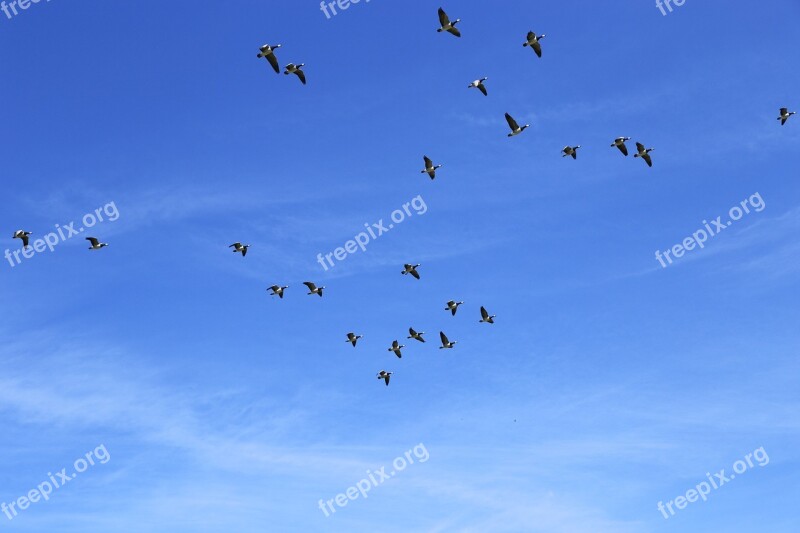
10,6,797,388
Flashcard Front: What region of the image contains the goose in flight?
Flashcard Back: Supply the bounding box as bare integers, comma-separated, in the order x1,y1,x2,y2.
229,242,249,256
468,77,488,96
346,332,363,347
268,285,289,298
439,331,457,349
611,137,631,156
377,370,392,386
479,306,496,324
437,7,461,37
86,237,108,250
523,31,545,57
505,113,529,137
401,263,421,279
12,230,31,248
562,145,581,159
284,63,306,85
257,44,282,73
303,281,325,297
445,300,464,316
388,340,405,358
778,107,796,125
634,142,654,167
407,327,426,343
421,156,441,179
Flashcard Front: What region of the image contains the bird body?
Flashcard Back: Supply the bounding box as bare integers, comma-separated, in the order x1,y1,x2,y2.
229,242,250,256
445,300,464,316
523,31,545,57
468,77,488,96
377,370,392,386
13,230,31,248
611,137,631,156
778,107,796,125
480,306,496,324
634,142,654,167
388,340,405,358
303,281,325,297
439,331,457,349
284,63,306,84
86,237,108,250
421,156,441,179
268,285,289,298
505,113,529,137
562,145,581,159
401,263,421,279
437,7,461,37
257,43,282,73
346,332,363,347
408,327,426,343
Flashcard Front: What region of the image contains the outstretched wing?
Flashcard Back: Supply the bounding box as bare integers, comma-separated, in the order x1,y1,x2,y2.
440,331,449,345
532,41,542,57
505,113,519,131
642,153,653,167
438,7,450,26
636,142,645,153
617,142,628,156
296,69,307,85
447,27,461,37
410,269,420,280
478,83,487,96
266,52,280,73
86,237,99,246
303,281,317,291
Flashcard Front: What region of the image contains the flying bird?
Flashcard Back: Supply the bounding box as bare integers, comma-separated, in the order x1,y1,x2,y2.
634,142,654,167
421,156,442,179
562,145,581,159
257,43,282,73
12,230,31,248
611,137,631,156
407,327,426,343
437,7,461,37
229,242,249,257
778,107,796,125
303,281,325,297
268,285,289,298
377,370,392,386
284,63,306,85
445,300,464,316
86,237,108,250
523,31,546,57
479,306,496,324
346,332,363,347
439,331,457,349
505,113,529,137
401,263,421,279
388,340,405,358
468,77,488,96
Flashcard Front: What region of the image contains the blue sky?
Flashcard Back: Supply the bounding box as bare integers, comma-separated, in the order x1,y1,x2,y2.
1,0,799,531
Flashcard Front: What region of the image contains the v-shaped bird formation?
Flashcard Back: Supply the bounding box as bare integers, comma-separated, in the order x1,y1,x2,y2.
8,6,795,390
